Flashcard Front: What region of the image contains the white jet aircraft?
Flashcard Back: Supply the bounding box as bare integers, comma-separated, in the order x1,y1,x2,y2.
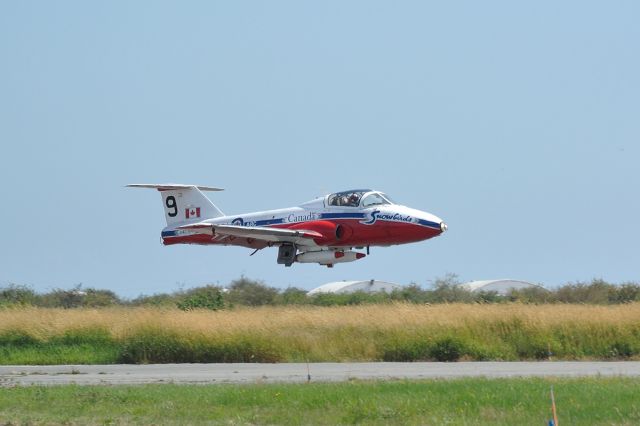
128,184,447,267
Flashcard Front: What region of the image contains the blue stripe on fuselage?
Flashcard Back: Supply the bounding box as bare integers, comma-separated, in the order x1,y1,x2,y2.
254,218,285,226
417,218,441,229
319,212,366,219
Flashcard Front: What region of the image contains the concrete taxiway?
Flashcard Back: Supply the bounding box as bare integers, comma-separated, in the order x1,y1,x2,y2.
2,362,640,386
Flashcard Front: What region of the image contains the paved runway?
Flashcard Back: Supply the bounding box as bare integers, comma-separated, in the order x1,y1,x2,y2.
2,362,640,386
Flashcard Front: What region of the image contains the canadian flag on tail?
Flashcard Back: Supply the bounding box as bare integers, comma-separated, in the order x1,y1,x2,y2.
185,207,201,219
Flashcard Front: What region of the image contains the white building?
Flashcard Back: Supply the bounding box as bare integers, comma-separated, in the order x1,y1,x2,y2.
460,279,545,296
307,280,403,295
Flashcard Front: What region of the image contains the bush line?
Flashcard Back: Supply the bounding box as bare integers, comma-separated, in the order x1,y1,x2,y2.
2,276,640,310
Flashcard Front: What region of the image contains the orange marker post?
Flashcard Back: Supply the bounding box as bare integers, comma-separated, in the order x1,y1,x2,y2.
550,386,559,426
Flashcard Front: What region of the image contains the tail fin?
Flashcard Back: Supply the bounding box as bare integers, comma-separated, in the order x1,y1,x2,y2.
127,184,225,226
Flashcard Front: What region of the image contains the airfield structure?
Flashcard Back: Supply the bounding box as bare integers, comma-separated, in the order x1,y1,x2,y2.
459,279,545,296
307,280,403,295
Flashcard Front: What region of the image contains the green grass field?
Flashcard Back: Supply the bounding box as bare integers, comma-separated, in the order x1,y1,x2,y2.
1,378,639,425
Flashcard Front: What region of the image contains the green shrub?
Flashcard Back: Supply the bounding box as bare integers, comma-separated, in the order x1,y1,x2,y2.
381,335,470,362
0,284,39,306
429,337,466,362
83,289,121,307
275,287,310,305
130,293,177,307
389,284,430,303
607,341,636,359
311,291,391,306
51,327,114,346
118,328,283,363
555,279,617,304
176,286,225,311
225,277,278,306
0,330,40,346
507,287,555,303
381,337,431,361
610,283,640,303
427,274,472,303
39,286,86,308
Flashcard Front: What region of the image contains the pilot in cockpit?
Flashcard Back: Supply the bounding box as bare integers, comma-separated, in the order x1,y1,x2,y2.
330,191,363,207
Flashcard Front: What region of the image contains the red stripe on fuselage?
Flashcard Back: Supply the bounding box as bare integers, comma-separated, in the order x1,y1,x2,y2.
277,219,440,247
162,219,441,248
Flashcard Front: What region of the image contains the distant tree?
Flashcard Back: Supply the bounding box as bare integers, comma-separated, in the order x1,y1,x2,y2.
428,274,474,303
130,293,177,307
0,284,39,306
83,288,121,307
474,290,505,303
309,290,392,306
176,285,225,311
309,292,345,306
4,276,640,309
39,285,86,308
507,287,555,304
225,277,278,306
275,287,309,305
310,292,352,306
555,279,613,304
610,282,640,303
343,291,391,305
389,284,430,304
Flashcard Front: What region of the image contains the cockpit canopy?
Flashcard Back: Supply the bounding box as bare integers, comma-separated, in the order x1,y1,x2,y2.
327,190,395,208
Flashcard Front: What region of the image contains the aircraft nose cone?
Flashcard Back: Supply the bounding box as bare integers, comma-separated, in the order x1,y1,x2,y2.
440,222,448,232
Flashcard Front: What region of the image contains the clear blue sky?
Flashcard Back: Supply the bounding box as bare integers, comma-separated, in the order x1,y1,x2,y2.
1,2,638,297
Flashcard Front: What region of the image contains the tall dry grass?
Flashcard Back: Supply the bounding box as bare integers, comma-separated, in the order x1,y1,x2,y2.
4,303,640,335
1,303,640,363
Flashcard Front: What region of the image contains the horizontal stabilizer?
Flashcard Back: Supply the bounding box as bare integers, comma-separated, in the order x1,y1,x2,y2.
177,222,216,235
126,183,224,192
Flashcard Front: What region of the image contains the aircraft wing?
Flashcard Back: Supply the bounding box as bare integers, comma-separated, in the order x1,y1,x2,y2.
177,223,322,246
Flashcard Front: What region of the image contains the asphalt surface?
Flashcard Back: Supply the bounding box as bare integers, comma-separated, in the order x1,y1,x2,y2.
2,362,640,386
